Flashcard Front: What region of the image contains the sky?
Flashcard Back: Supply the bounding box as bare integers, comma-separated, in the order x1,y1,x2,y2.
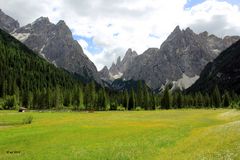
1,0,240,70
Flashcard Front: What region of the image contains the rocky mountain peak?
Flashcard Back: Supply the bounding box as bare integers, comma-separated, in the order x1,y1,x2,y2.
173,25,181,33
184,27,194,34
102,66,109,71
32,17,51,26
106,48,138,81
109,62,119,75
223,36,240,47
116,56,121,66
56,20,69,30
126,48,133,54
185,27,192,32
55,20,72,38
199,31,209,38
0,9,19,32
99,66,111,81
124,48,138,59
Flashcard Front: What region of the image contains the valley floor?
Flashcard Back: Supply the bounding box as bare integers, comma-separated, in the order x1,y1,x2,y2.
0,109,240,160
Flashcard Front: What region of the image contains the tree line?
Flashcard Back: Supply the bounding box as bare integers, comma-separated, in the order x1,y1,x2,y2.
1,80,240,110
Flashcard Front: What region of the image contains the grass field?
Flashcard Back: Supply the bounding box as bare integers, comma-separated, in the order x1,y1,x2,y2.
0,109,240,160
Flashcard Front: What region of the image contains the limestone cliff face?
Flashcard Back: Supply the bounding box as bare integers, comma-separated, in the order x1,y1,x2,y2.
123,26,240,90
188,40,240,94
11,17,101,84
0,9,19,32
101,48,137,80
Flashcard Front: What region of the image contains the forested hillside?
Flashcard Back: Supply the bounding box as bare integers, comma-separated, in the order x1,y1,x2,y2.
0,29,86,109
0,29,83,92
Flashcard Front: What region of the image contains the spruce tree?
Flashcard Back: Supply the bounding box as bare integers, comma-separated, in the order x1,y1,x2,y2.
223,91,230,107
143,85,150,110
136,81,143,107
161,87,171,109
212,85,221,108
176,92,183,109
123,90,129,110
53,86,61,109
129,89,135,110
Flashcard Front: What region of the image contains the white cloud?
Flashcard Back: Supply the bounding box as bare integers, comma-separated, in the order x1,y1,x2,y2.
1,0,240,70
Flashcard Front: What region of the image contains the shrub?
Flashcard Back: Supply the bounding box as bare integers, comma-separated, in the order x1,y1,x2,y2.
3,95,18,110
22,115,33,124
117,106,125,111
0,99,4,110
230,102,240,110
135,107,142,111
105,104,110,111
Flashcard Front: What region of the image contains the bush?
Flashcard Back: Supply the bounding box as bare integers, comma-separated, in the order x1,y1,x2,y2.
22,115,33,124
230,102,240,110
110,103,117,110
105,104,110,111
0,99,4,110
3,95,18,109
135,107,142,111
117,106,125,111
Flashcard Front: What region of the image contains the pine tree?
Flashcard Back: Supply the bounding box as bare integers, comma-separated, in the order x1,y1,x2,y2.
212,85,221,108
161,87,171,109
2,80,7,97
176,92,183,109
73,87,84,110
22,90,30,108
129,89,135,110
79,88,84,110
223,91,230,107
63,90,72,107
46,88,51,109
143,85,150,110
53,86,61,109
28,91,33,109
204,93,211,108
84,81,95,110
136,81,143,107
123,90,129,110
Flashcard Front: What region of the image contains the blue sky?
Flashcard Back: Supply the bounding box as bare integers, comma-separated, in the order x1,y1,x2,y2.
185,0,240,9
185,0,205,9
73,35,103,54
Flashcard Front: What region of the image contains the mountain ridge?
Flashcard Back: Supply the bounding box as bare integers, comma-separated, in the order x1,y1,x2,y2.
187,39,240,94
122,26,239,90
0,10,102,84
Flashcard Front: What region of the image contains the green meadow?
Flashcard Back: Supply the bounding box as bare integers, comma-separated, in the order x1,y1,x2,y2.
0,109,240,160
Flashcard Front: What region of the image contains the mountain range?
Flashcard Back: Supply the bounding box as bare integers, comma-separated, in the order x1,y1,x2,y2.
101,26,239,90
0,9,239,92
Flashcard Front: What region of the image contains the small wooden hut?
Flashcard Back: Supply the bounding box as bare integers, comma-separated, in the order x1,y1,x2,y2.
19,107,27,112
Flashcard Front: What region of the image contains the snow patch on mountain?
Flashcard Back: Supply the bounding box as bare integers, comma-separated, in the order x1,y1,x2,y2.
110,72,123,80
172,74,199,90
12,32,30,42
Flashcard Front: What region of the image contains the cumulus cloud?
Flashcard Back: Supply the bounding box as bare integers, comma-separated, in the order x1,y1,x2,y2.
0,0,240,70
186,0,240,37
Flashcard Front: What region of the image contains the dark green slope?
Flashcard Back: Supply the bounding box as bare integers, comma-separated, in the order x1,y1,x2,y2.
0,28,83,96
187,40,240,94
